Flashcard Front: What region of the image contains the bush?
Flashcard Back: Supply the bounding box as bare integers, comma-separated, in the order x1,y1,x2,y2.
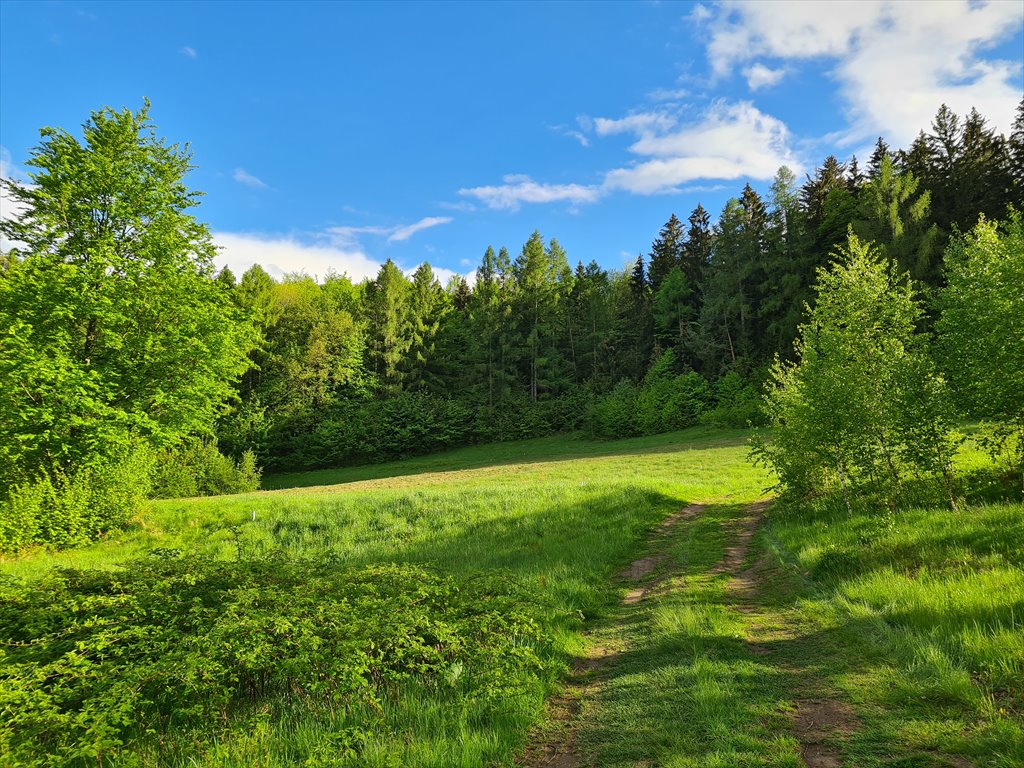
0,445,153,553
701,371,767,428
149,440,262,499
589,380,641,438
0,555,556,766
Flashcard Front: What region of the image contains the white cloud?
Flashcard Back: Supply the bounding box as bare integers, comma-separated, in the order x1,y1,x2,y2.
647,87,689,102
387,216,452,243
458,174,602,211
232,168,268,189
689,3,713,23
703,0,1024,145
743,62,785,90
458,99,801,204
1,148,31,253
593,112,677,136
551,123,591,147
603,100,801,194
213,232,382,281
180,46,198,59
437,200,478,213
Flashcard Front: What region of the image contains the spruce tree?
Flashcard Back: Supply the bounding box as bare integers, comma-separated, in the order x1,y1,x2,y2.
647,213,685,294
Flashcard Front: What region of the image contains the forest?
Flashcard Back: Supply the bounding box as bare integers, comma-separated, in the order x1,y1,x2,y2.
3,99,1022,549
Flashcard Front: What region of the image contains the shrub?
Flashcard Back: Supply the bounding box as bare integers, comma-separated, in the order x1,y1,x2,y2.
0,555,556,766
149,440,262,499
701,371,766,428
589,380,641,438
0,444,153,552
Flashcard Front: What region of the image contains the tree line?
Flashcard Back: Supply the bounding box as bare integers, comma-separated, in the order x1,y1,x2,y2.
216,100,1023,469
1,99,1021,549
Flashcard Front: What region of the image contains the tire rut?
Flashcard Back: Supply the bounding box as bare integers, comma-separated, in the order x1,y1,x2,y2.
517,503,704,768
720,502,862,768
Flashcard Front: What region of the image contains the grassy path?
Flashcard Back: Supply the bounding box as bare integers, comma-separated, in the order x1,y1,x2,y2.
523,500,997,768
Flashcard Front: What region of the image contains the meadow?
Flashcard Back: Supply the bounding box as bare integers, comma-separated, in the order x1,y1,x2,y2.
2,427,1021,767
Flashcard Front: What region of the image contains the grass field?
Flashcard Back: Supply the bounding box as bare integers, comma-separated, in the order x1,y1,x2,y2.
2,427,1022,766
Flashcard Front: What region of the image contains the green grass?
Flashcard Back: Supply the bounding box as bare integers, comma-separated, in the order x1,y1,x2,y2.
568,447,1024,767
3,426,1022,766
0,427,768,767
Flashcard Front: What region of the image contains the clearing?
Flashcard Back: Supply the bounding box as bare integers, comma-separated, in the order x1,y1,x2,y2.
1,427,1021,767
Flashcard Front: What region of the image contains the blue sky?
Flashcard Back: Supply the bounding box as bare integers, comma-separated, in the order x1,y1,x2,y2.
2,1,1022,283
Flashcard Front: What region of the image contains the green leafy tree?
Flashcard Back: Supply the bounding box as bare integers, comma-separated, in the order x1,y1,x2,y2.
0,101,254,488
936,212,1024,485
757,233,958,510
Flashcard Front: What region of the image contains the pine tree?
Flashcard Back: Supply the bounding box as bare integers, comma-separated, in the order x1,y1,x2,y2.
647,213,685,294
679,203,713,363
854,155,939,286
868,137,890,180
404,263,449,391
364,259,411,393
1010,99,1024,200
760,166,811,360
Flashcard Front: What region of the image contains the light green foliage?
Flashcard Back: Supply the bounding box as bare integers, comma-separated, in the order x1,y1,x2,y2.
149,440,261,499
936,213,1024,482
0,101,254,491
937,210,1024,487
0,442,152,551
757,233,958,505
854,154,939,284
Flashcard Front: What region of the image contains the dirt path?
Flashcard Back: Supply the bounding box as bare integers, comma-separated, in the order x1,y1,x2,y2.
521,500,867,768
718,503,862,768
519,504,704,768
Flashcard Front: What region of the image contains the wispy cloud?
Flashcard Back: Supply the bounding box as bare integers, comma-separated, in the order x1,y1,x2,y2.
458,174,602,211
326,216,452,247
437,200,478,213
647,87,689,102
551,118,592,147
593,112,677,137
232,168,268,189
386,216,452,243
179,46,198,60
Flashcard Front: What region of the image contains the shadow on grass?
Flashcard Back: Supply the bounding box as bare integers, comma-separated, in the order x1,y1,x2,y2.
573,500,1024,768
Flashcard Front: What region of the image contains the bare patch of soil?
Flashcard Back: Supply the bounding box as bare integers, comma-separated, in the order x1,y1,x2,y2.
793,698,860,768
621,554,666,581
